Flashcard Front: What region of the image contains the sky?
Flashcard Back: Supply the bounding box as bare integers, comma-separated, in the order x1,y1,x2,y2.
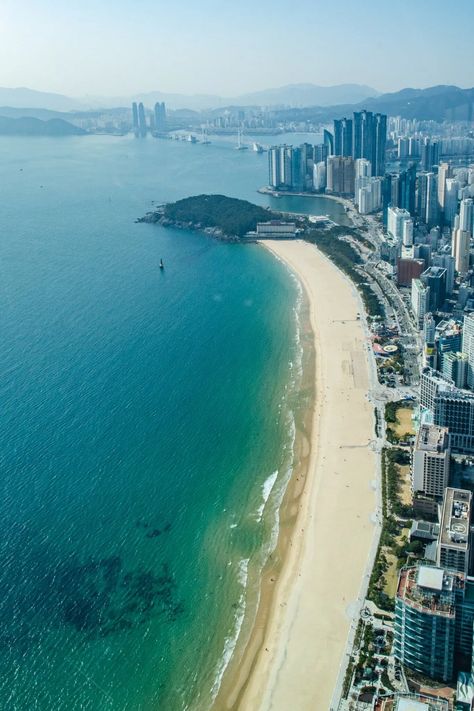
0,0,473,98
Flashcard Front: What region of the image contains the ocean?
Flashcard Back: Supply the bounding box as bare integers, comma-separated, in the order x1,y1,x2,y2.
0,132,346,710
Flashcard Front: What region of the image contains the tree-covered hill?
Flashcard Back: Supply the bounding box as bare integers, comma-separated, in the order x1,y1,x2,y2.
162,194,276,238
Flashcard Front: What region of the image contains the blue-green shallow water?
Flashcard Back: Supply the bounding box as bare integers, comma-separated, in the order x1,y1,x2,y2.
0,135,337,710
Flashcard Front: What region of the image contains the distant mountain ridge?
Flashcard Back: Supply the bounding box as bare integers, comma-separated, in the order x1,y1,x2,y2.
0,83,380,112
0,84,472,122
0,116,86,136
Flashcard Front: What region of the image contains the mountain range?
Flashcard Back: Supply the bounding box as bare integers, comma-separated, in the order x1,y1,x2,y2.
0,84,379,112
0,85,473,132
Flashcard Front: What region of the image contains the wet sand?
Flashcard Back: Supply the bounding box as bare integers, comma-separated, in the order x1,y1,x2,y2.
217,239,377,711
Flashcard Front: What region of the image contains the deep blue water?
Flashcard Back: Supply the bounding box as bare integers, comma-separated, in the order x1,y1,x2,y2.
0,134,339,710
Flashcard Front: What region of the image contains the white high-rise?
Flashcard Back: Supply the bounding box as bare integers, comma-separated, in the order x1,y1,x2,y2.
462,313,474,389
438,162,451,211
452,228,470,275
460,198,473,233
387,206,413,243
444,179,460,226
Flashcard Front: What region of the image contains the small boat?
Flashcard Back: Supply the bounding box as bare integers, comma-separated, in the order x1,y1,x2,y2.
252,142,264,153
186,134,198,143
160,259,164,270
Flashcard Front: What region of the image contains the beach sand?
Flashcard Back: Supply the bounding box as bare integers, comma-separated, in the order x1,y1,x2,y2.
218,239,378,711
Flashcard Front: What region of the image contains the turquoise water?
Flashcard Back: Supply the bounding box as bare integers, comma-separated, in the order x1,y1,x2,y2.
0,135,331,710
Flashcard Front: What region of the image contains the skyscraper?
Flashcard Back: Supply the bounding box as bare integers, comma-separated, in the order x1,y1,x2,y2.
373,112,387,176
132,102,139,134
412,424,450,499
268,145,293,190
425,172,440,228
460,198,474,233
326,156,354,195
352,110,387,176
452,229,470,275
323,128,334,156
352,110,373,162
138,102,147,137
333,118,353,157
438,162,452,215
463,313,474,389
398,163,417,215
445,179,460,226
154,102,167,132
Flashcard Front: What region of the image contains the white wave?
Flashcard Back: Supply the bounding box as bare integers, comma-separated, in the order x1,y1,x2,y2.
210,558,250,702
255,469,279,523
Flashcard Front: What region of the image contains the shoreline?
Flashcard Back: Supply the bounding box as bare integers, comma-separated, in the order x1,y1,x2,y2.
214,239,377,710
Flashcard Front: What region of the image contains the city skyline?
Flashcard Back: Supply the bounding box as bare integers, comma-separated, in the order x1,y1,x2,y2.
1,0,473,97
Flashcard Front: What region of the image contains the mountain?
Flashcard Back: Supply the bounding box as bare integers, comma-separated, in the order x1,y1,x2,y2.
98,83,379,110
0,84,379,112
0,116,86,136
269,85,474,124
355,85,474,121
234,83,379,107
0,87,85,112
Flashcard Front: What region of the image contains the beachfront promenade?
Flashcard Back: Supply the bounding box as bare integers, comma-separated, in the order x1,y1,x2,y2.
239,240,379,711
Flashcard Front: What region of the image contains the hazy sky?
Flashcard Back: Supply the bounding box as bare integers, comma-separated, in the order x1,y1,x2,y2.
1,0,473,97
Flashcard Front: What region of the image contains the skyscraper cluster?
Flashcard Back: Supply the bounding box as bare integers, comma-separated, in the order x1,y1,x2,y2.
333,110,387,176
131,101,167,137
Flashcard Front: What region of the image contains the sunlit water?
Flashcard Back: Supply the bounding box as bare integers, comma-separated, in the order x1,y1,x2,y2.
0,133,344,710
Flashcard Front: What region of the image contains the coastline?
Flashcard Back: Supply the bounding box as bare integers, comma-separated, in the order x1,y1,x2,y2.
214,239,377,710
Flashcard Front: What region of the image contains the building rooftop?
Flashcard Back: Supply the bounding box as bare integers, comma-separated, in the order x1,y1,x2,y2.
439,487,471,551
415,424,449,454
397,566,463,618
397,699,430,711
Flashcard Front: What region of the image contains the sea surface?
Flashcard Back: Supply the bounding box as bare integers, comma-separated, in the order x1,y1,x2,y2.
0,133,346,710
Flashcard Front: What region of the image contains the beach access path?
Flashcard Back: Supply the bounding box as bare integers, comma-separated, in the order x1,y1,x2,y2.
240,239,378,711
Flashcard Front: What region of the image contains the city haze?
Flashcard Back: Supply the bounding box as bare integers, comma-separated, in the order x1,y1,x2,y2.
0,0,473,98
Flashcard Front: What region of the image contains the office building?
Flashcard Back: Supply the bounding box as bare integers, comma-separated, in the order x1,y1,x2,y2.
298,143,314,191
132,102,139,133
352,110,386,176
442,352,468,388
434,389,474,454
417,172,439,228
333,117,352,157
397,258,425,286
323,128,333,156
435,319,463,369
394,564,474,682
425,172,440,228
399,163,417,215
453,228,471,275
387,206,413,242
412,424,450,499
412,279,431,327
314,143,328,164
421,137,440,171
463,313,474,389
445,179,460,226
432,254,455,294
268,145,293,190
326,156,354,195
313,161,326,191
460,198,474,233
421,266,447,311
437,488,472,575
438,162,452,214
154,102,166,132
137,102,147,137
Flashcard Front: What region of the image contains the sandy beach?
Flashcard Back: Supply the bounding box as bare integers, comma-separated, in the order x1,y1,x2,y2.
221,239,378,710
